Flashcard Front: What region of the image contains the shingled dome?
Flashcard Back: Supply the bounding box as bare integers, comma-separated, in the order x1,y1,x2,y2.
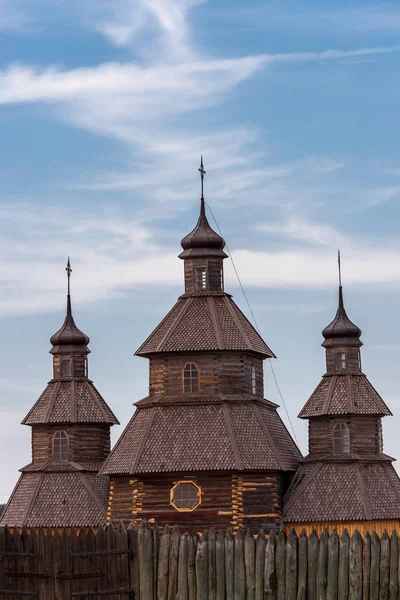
179,198,228,259
50,295,90,355
322,287,362,349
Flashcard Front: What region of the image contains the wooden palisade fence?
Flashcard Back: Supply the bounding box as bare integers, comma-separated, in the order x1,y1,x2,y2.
0,524,399,599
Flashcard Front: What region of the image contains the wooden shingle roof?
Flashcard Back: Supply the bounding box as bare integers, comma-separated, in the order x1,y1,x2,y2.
298,373,391,418
284,459,400,523
135,294,275,358
22,379,119,425
100,396,301,475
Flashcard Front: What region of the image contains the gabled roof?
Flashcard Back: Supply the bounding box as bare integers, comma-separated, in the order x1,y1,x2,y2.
0,471,109,528
284,459,400,522
22,379,119,425
100,396,301,475
135,294,275,358
298,373,391,418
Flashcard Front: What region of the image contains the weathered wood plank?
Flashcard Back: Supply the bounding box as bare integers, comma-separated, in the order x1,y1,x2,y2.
388,530,398,600
307,530,318,600
286,528,297,600
349,530,362,600
276,531,286,600
255,530,266,600
157,524,170,600
379,531,390,600
139,522,154,600
362,532,371,600
326,530,339,600
188,534,197,600
234,528,246,600
244,529,255,600
208,528,217,600
297,529,307,600
196,531,208,600
176,533,189,600
216,530,225,600
338,529,349,600
370,531,380,600
317,529,328,600
168,525,180,600
225,528,235,600
264,530,277,600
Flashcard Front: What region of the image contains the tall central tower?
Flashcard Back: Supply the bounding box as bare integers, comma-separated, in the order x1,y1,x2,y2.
102,160,301,533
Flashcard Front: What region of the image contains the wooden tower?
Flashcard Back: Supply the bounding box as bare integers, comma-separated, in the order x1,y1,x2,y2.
284,273,400,535
0,260,119,528
102,160,301,533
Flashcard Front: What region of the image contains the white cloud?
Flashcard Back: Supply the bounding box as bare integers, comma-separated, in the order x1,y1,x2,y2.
257,217,348,247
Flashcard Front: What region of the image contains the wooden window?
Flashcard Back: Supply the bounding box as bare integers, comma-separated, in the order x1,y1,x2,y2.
377,420,383,452
183,363,199,393
332,423,350,454
251,364,256,394
220,267,224,291
170,481,201,512
61,358,72,377
52,431,69,461
336,353,346,370
195,266,207,290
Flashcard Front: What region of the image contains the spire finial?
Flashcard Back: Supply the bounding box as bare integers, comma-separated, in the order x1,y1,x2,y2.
198,156,206,207
66,257,72,296
338,248,342,288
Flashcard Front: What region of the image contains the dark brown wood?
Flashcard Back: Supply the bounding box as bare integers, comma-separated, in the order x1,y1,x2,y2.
167,525,180,600
338,529,349,600
380,530,390,600
244,529,255,600
317,529,328,600
139,522,154,600
362,532,371,600
177,533,189,600
225,528,234,600
264,530,276,600
349,530,362,600
276,531,286,600
286,528,297,600
370,531,380,600
255,530,266,600
128,522,140,600
326,529,339,600
297,529,307,600
216,530,225,600
307,529,318,600
188,534,197,600
196,531,208,600
389,530,398,600
234,528,246,600
208,528,217,600
157,524,170,600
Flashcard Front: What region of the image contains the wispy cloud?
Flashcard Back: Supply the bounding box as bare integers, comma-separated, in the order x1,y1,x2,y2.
257,217,348,247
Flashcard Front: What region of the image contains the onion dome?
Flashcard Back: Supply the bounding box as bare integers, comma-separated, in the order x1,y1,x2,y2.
322,286,362,349
50,259,90,355
179,158,227,259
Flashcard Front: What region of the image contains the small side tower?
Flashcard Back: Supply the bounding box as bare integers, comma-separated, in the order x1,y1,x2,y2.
284,256,400,535
0,260,119,528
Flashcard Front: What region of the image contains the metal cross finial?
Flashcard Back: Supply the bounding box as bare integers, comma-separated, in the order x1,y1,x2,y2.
198,156,206,199
66,257,72,296
338,248,342,288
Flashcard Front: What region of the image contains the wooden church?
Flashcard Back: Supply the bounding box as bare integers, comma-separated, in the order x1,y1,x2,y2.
0,262,119,528
101,165,302,533
284,271,400,535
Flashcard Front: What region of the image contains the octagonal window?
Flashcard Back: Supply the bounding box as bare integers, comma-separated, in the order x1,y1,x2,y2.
170,481,201,512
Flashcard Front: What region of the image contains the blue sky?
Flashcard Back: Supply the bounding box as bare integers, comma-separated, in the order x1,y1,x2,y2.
0,0,400,499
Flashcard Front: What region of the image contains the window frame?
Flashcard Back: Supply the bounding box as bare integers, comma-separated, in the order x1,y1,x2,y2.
183,362,199,393
61,358,73,377
52,430,69,461
332,422,350,454
336,352,347,371
194,266,208,290
251,364,256,395
170,480,202,512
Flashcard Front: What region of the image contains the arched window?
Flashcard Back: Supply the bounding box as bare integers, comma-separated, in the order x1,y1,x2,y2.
336,352,346,371
183,363,199,393
251,365,256,395
332,423,350,454
61,358,72,377
52,431,69,461
195,267,207,290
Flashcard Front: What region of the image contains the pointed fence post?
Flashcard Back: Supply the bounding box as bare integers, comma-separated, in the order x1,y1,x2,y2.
176,532,189,600
216,530,226,600
157,525,170,600
188,534,198,600
276,530,286,600
234,528,245,600
349,530,363,600
225,529,235,600
363,532,371,600
286,528,297,600
244,529,255,600
308,530,318,600
208,528,217,600
326,530,339,600
297,529,307,600
389,530,398,600
255,530,266,600
264,531,277,600
168,525,180,600
370,531,380,600
317,529,328,600
196,531,208,600
338,529,350,600
138,522,154,600
380,531,390,600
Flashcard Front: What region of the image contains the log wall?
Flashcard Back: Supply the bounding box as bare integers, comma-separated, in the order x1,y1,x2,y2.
184,258,224,293
2,524,400,599
107,472,284,534
326,347,361,373
149,352,264,398
308,416,382,455
32,424,111,463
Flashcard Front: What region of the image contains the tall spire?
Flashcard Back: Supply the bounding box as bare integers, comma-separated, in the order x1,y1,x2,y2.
322,252,362,348
50,259,90,355
179,158,227,259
